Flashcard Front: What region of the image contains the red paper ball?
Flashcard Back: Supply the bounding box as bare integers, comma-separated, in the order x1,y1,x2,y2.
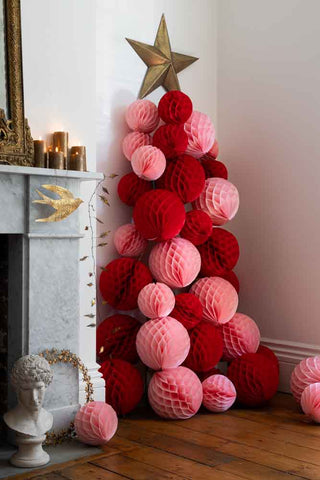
228,353,279,407
170,293,203,330
152,124,188,158
156,155,205,203
158,90,193,125
133,189,186,241
96,314,140,363
99,258,152,310
184,321,223,373
257,345,279,373
218,270,240,293
180,210,212,246
117,172,152,207
99,359,144,415
198,228,240,277
201,159,228,180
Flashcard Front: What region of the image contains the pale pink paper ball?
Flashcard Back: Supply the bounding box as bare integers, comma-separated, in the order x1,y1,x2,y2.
125,99,159,133
184,111,215,159
136,317,190,370
290,356,320,402
122,131,152,161
202,374,237,412
190,277,238,325
131,145,166,181
113,223,148,257
74,401,118,446
221,313,260,361
138,282,175,318
301,383,320,422
148,366,203,419
149,238,201,288
193,178,239,226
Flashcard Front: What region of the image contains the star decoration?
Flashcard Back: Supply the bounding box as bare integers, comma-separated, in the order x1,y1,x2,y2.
126,14,199,99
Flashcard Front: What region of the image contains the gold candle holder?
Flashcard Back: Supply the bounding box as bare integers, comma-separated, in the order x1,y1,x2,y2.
33,139,46,168
49,148,64,169
69,146,87,171
53,131,68,167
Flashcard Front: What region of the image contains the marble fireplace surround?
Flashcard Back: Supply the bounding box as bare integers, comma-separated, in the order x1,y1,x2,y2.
0,164,105,431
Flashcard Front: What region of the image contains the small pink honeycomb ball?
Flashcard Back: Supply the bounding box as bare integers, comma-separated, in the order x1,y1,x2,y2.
149,238,201,288
113,223,148,257
202,374,237,412
190,277,238,325
301,383,320,423
193,178,239,226
138,282,175,318
290,356,320,402
74,401,118,446
136,317,190,370
131,145,166,181
148,366,203,419
221,313,260,361
122,131,151,161
184,111,215,158
125,99,159,133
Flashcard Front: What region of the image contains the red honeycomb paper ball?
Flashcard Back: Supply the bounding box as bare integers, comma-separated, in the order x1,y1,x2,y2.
125,99,159,133
290,356,320,403
170,293,203,330
228,353,279,407
96,314,140,363
148,366,203,419
133,189,186,241
202,374,237,412
184,111,215,158
138,282,175,319
152,124,188,158
113,223,148,257
74,401,118,446
99,359,144,415
158,90,193,124
257,345,279,373
131,146,166,181
184,321,223,372
218,270,240,293
99,258,152,310
180,210,212,246
117,172,152,207
156,155,205,203
122,131,152,161
198,228,240,277
221,313,261,361
201,158,228,180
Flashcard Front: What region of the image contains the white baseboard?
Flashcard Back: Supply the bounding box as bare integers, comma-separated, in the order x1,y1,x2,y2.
79,361,105,404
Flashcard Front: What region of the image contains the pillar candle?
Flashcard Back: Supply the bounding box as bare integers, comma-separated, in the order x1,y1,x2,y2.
33,139,46,168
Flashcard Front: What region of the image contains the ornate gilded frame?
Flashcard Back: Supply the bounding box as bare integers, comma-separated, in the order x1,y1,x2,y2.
0,0,33,166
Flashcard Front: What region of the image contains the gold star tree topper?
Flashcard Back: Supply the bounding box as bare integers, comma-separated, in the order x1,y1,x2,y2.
126,14,198,99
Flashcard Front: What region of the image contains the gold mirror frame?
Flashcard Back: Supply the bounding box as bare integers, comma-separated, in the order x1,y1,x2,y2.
0,0,33,166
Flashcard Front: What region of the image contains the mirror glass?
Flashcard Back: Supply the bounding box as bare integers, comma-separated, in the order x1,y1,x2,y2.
0,0,7,117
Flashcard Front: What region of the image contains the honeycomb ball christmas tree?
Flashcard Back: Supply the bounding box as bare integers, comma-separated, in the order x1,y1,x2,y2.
301,383,320,423
184,111,215,158
125,99,159,133
184,321,223,373
290,356,320,403
202,374,237,413
221,313,260,361
138,282,175,319
131,145,166,181
198,228,240,277
113,223,148,257
122,131,151,161
75,401,118,446
170,293,203,330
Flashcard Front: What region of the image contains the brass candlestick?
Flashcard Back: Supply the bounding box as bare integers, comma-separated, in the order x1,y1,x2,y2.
53,131,68,168
69,146,87,171
48,148,64,169
33,139,46,168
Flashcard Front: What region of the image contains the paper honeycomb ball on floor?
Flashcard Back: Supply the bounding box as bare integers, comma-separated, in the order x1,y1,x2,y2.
198,228,240,277
170,293,203,330
201,158,228,180
125,99,159,133
99,359,144,415
193,178,239,225
133,189,186,241
184,321,223,373
138,282,175,319
149,238,201,288
208,139,219,159
202,374,237,412
136,317,190,370
117,172,152,206
190,277,238,325
74,401,118,446
290,356,320,402
152,124,188,158
156,155,205,203
122,131,152,161
113,223,148,257
148,366,203,419
180,210,212,246
158,90,193,124
221,313,260,361
218,270,240,293
228,353,279,407
301,383,320,423
96,314,140,364
184,111,215,158
99,258,152,311
131,145,166,181
257,345,279,373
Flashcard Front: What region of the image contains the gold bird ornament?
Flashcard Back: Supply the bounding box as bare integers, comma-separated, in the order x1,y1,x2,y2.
33,184,83,223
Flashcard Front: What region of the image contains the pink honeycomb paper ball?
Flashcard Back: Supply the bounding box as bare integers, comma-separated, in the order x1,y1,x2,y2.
221,313,261,361
125,99,159,133
148,366,203,419
190,277,238,325
290,356,320,402
301,383,320,423
131,145,166,181
122,131,152,161
136,317,190,370
138,282,175,318
184,111,215,159
74,401,118,446
193,178,240,226
202,374,237,412
149,238,201,288
113,223,148,257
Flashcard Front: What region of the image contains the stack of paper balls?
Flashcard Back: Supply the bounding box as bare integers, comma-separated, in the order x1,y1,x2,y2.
98,90,279,420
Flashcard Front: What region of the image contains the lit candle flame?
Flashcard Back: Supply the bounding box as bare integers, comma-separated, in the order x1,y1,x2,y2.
55,147,58,152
